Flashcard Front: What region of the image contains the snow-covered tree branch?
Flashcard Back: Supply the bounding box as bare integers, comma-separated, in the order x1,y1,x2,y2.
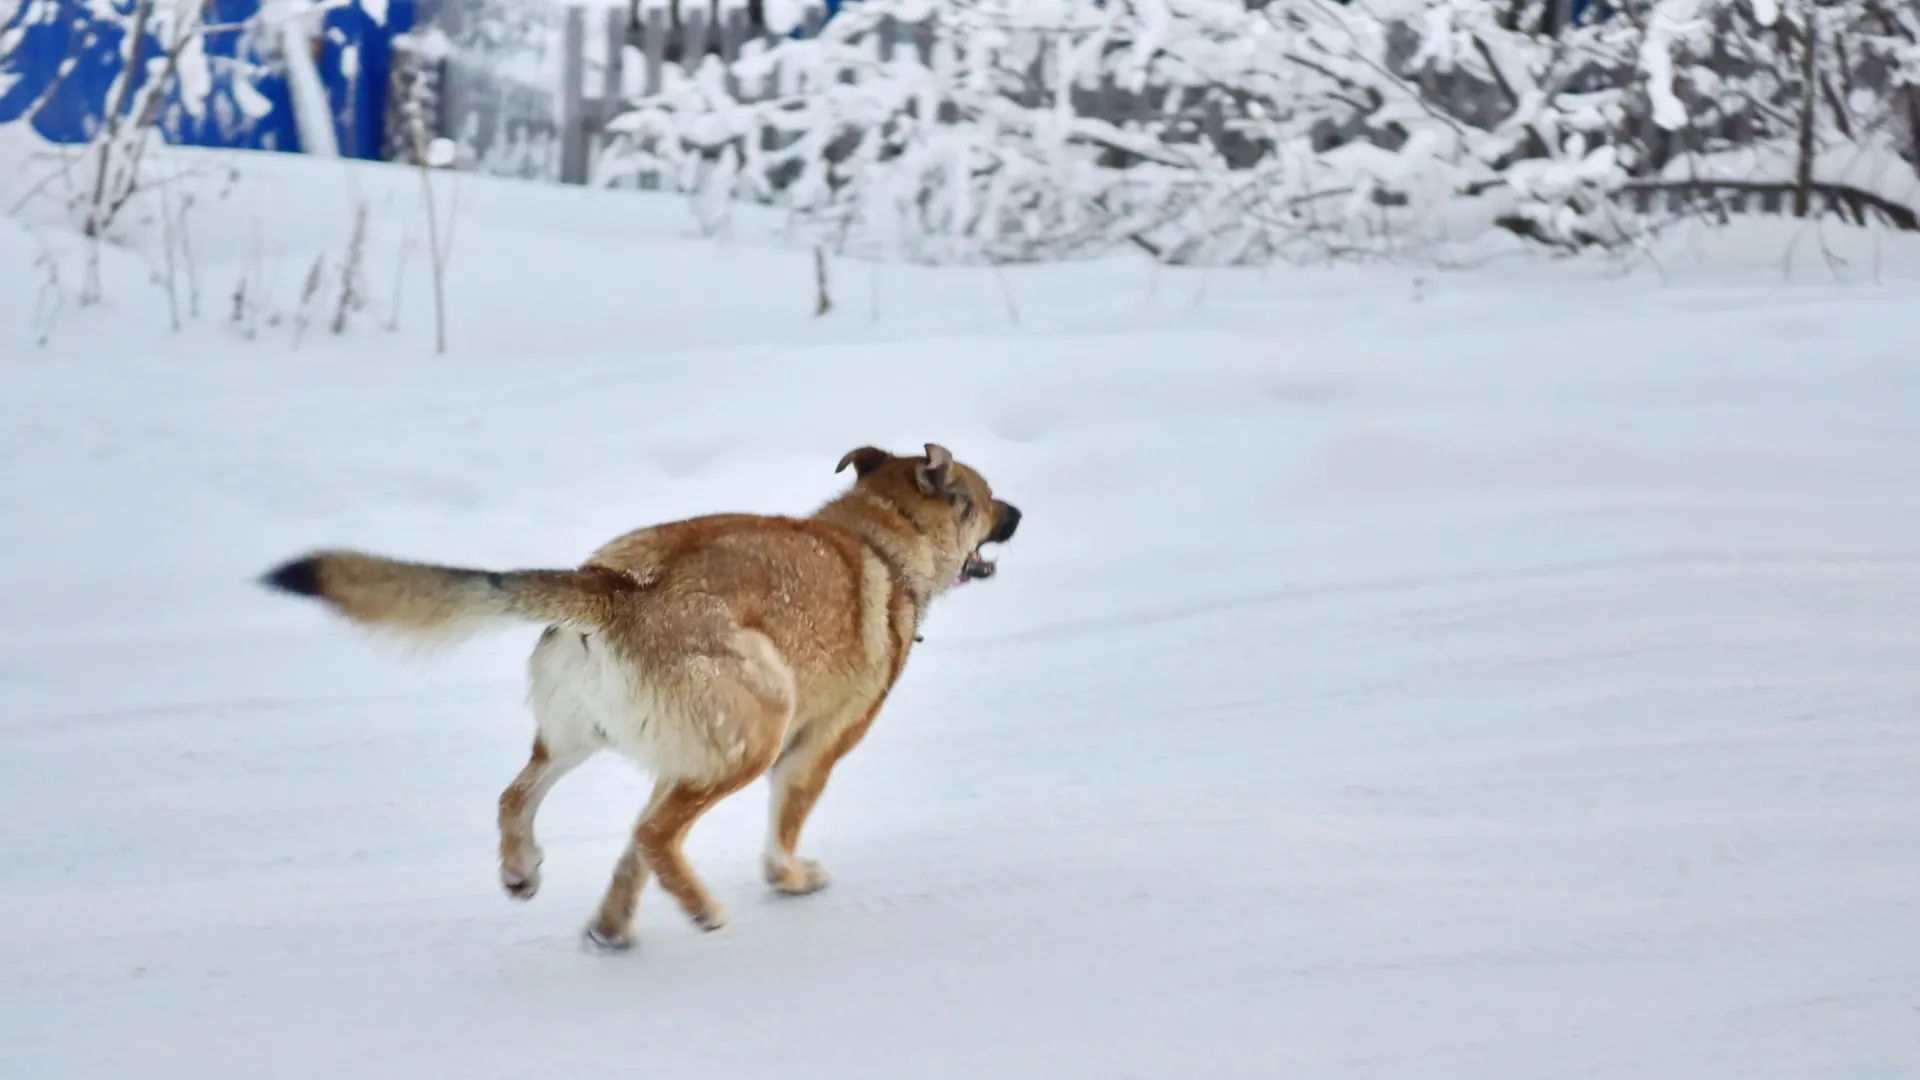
596,0,1920,264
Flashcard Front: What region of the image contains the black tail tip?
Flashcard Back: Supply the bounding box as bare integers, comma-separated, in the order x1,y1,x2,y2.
261,555,323,598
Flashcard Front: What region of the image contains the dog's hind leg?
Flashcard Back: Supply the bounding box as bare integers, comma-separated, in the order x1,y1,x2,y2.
585,765,771,949
583,630,794,950
582,775,672,950
501,627,608,901
497,733,595,901
761,694,888,895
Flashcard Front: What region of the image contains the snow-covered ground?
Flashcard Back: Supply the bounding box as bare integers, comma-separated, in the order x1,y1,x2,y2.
3,147,1920,1078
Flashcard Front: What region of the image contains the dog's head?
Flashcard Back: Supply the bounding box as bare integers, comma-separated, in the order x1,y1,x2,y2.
835,442,1022,594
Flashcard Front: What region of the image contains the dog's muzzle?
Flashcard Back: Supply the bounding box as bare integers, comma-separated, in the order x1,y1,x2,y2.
960,501,1021,583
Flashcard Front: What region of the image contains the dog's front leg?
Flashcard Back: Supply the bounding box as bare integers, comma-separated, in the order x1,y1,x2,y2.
762,696,888,895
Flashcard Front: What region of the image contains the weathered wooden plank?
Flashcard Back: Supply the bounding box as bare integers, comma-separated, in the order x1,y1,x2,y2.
559,5,587,184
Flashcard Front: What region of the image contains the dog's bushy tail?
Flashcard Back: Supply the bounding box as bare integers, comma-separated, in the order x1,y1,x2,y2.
260,549,632,641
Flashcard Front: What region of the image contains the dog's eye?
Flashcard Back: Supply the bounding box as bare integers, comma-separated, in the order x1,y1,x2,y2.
955,494,978,521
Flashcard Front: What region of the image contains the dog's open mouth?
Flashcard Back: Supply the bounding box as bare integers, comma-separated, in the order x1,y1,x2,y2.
954,502,1019,587
956,545,997,586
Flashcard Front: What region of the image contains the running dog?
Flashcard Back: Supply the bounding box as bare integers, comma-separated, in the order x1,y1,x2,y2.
260,442,1020,951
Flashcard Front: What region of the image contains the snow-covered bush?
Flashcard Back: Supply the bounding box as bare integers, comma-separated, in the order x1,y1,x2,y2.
2,0,445,341
1626,0,1920,224
3,0,330,262
596,0,1920,264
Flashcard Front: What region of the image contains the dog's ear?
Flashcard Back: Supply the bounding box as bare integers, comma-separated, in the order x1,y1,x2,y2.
915,443,955,496
835,446,891,477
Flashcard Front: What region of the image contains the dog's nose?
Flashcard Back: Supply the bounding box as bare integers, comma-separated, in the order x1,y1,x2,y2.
989,501,1022,543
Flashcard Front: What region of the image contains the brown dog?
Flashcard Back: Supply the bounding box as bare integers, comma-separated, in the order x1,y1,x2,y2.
260,442,1020,951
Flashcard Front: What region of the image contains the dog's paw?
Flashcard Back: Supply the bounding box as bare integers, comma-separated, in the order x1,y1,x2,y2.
500,861,541,901
691,904,730,932
766,856,832,896
581,923,635,953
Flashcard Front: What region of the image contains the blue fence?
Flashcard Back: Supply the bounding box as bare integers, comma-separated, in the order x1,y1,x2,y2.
0,0,423,157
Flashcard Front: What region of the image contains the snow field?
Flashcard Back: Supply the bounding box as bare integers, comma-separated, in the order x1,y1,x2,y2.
2,149,1919,1078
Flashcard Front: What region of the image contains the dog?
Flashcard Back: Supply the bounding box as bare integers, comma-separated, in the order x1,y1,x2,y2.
260,442,1020,951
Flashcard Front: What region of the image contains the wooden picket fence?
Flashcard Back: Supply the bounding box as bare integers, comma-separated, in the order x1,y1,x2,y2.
555,1,854,186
